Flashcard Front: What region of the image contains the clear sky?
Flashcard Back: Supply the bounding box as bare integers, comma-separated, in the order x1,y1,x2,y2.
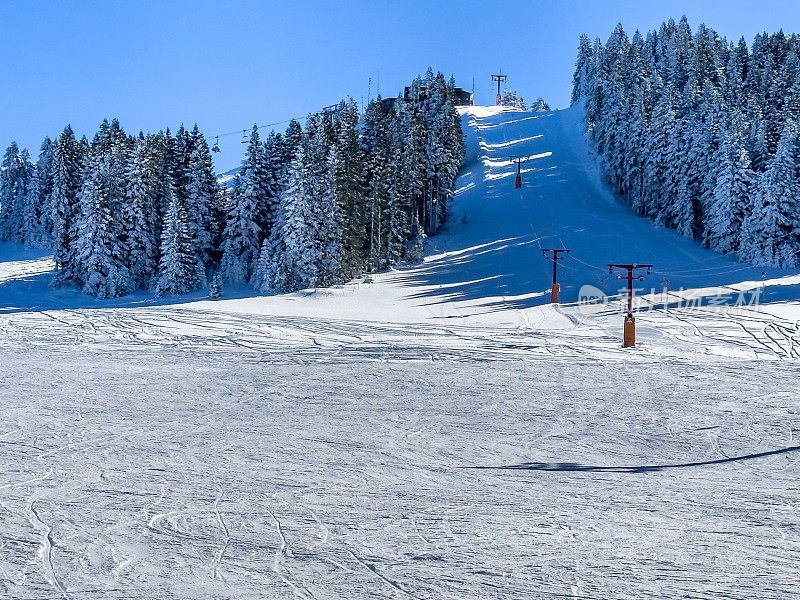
2,0,799,172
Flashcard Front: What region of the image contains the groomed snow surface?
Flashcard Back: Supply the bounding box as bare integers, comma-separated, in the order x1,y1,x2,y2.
2,105,800,599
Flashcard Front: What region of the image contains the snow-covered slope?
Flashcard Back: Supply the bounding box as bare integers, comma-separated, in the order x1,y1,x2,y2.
2,106,800,600
217,165,240,188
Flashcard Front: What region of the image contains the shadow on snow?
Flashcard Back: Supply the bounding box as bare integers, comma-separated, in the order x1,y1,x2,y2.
0,244,257,314
466,444,800,474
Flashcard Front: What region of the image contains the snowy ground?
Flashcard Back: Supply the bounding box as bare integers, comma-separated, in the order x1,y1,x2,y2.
2,105,800,599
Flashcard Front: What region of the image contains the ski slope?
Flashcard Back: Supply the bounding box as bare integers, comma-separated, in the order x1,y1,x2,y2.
1,105,800,599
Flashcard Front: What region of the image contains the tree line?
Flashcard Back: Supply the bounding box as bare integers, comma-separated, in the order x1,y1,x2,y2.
573,17,800,267
0,69,465,297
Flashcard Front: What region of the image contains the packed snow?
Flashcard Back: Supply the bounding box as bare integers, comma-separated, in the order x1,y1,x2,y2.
1,104,800,599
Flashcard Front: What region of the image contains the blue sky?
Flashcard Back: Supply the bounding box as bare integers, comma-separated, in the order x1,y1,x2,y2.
2,0,799,172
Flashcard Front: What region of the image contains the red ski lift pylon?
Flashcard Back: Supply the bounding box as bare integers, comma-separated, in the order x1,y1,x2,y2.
491,73,507,107
607,263,653,347
510,155,526,189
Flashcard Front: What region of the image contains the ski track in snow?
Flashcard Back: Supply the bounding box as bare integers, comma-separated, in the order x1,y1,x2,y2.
212,488,229,582
27,498,69,599
1,107,800,598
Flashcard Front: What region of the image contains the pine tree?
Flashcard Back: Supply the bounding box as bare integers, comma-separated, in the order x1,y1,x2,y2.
24,138,56,248
125,135,161,289
268,145,315,290
50,126,85,284
186,125,221,275
645,84,676,221
220,125,276,283
209,271,223,299
262,122,344,292
741,123,800,267
501,90,527,110
0,142,34,243
572,34,594,104
386,113,413,264
330,101,367,279
75,149,129,298
283,120,303,166
363,99,393,270
154,184,202,296
530,97,551,112
707,129,753,253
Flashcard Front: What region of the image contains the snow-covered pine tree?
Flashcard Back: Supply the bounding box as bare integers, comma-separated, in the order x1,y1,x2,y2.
171,125,194,207
186,125,222,278
330,101,367,279
740,122,800,267
707,128,753,253
362,98,393,271
675,177,696,238
262,142,313,291
13,148,41,248
74,120,131,298
154,183,202,296
572,34,594,104
220,125,276,283
263,131,286,197
644,81,676,221
24,138,57,248
156,128,177,235
124,135,161,289
443,76,467,228
501,90,527,110
281,120,303,177
398,84,429,243
318,147,346,286
386,109,413,264
50,126,86,284
421,71,459,234
209,271,222,299
0,142,34,244
253,214,287,294
261,118,344,291
530,97,551,112
75,154,128,297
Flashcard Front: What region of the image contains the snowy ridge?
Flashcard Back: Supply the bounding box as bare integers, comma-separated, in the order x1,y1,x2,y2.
217,166,240,189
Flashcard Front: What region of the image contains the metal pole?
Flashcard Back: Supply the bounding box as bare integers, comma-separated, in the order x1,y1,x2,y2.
491,73,508,106
511,155,526,189
607,264,653,347
543,249,570,304
627,270,633,316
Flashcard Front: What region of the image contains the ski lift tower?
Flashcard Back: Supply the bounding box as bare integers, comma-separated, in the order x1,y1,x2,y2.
510,155,528,189
542,249,570,303
492,72,508,106
607,263,653,347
